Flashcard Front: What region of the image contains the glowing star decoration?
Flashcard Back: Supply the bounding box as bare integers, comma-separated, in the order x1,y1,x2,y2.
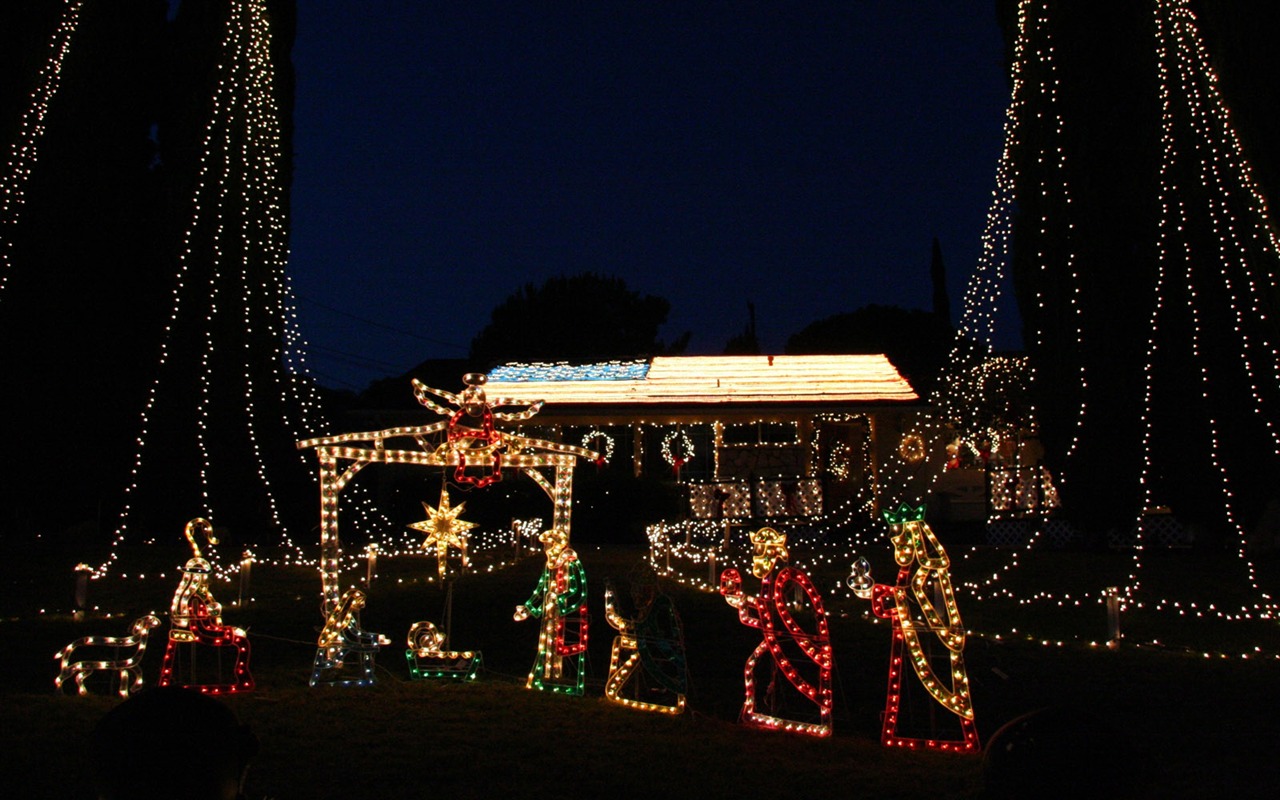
514,528,589,695
405,621,482,681
158,519,253,694
297,374,596,645
718,527,834,737
311,588,387,688
854,505,978,753
409,486,477,580
55,615,162,697
603,566,688,714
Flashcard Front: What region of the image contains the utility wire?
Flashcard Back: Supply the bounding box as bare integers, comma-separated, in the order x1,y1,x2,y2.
295,292,469,351
307,341,406,371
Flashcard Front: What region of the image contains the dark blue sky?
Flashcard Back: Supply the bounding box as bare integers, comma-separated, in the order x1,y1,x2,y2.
286,2,1009,391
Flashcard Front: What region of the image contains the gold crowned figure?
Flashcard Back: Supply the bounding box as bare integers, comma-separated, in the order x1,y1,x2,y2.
849,505,978,752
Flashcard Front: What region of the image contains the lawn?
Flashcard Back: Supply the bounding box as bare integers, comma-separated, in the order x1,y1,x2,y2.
3,541,1279,798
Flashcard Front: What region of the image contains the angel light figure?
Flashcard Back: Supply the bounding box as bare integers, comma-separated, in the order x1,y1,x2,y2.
848,504,978,752
603,563,688,714
158,518,253,694
514,527,588,695
719,526,833,736
417,372,545,489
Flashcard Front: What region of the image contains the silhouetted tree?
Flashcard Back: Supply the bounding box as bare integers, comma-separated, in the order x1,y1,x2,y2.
469,273,689,367
785,304,953,395
723,301,761,355
931,237,951,324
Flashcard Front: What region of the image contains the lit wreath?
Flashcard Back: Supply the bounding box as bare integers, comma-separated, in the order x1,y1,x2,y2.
898,433,926,464
581,429,615,465
661,429,695,468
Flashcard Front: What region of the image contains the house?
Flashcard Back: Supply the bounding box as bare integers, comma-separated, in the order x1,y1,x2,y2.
482,354,922,526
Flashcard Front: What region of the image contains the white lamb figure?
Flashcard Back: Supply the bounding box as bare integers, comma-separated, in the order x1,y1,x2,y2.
55,614,163,697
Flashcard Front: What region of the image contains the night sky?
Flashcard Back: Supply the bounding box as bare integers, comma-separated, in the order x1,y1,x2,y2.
286,2,1009,391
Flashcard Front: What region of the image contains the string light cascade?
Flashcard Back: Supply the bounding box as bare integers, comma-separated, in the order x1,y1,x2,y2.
955,0,1280,655
0,0,86,302
98,0,367,581
936,0,1086,458
914,0,1085,570
1124,0,1280,621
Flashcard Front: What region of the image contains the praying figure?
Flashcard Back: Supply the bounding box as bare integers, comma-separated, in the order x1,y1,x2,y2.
311,587,385,687
848,504,979,752
719,526,833,737
514,527,588,695
603,563,688,714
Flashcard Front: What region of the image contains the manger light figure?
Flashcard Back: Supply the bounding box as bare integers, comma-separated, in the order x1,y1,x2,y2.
405,620,481,681
719,526,834,737
158,518,253,694
849,505,978,752
297,372,597,673
55,615,162,697
603,566,688,714
514,527,589,695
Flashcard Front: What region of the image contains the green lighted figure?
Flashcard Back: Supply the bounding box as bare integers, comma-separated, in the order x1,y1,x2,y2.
514,527,588,695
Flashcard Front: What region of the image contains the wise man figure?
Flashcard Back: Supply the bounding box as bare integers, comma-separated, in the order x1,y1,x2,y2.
719,526,833,737
514,526,588,695
848,504,978,752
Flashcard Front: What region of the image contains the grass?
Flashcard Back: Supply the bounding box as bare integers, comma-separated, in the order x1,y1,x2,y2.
4,543,1280,798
